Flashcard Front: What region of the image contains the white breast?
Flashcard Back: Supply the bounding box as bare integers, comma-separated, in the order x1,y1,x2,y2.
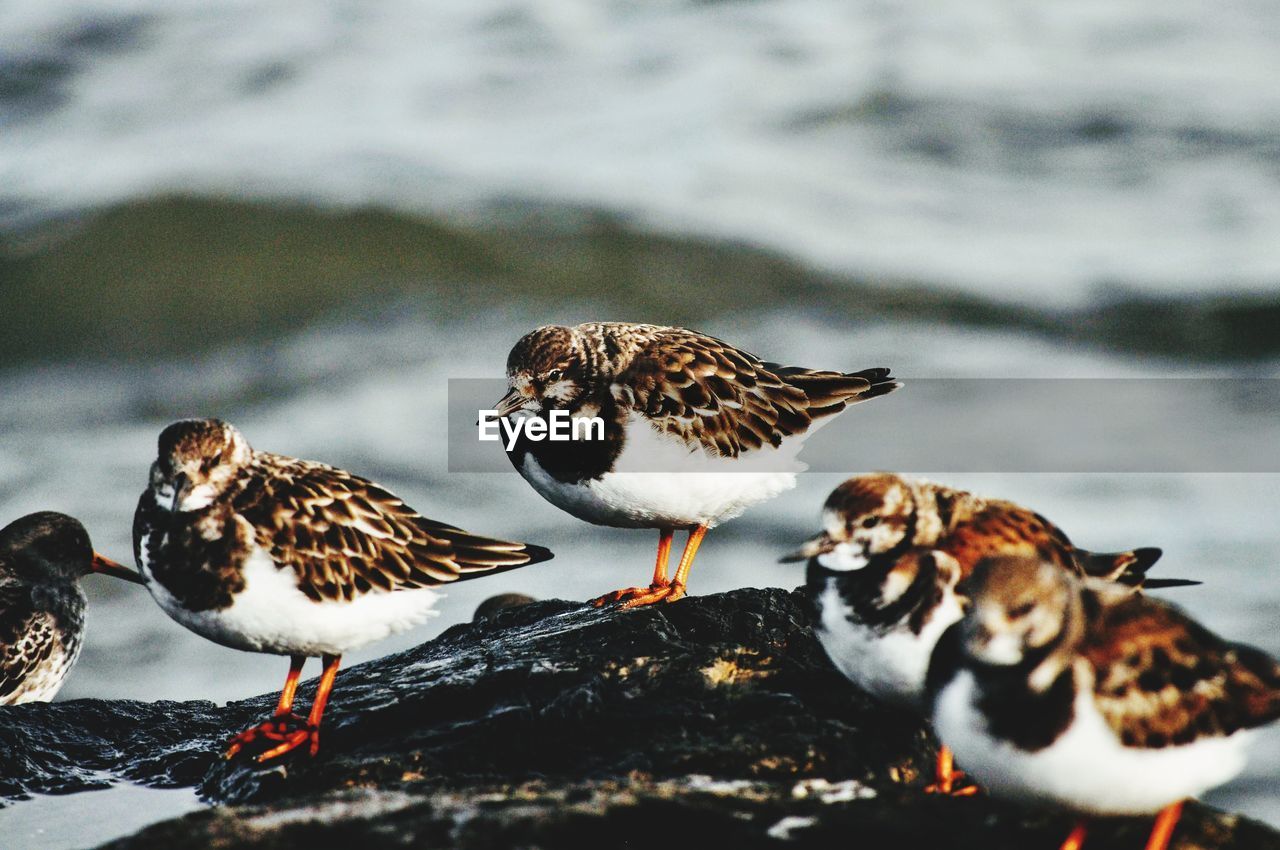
932,668,1251,815
517,413,800,529
139,538,441,657
814,579,964,709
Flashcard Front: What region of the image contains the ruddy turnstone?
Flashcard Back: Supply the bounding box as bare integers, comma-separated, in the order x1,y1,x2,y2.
497,322,900,608
928,556,1280,850
0,512,143,705
133,418,553,762
782,473,1193,793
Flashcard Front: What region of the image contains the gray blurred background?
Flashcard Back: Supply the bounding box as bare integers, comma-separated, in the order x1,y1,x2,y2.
1,0,1278,843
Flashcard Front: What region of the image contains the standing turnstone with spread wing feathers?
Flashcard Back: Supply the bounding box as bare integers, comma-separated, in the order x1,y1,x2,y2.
781,473,1193,793
134,418,553,762
0,512,143,705
928,556,1280,850
496,322,900,608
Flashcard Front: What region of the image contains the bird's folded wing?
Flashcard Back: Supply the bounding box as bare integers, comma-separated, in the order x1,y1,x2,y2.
0,583,57,702
614,328,891,458
242,456,552,602
1085,593,1280,747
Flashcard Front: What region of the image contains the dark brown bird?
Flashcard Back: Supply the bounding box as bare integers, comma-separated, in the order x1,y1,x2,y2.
0,512,142,705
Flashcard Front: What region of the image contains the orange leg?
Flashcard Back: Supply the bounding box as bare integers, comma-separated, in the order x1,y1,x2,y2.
1143,801,1184,850
591,528,675,606
652,529,673,586
255,653,342,762
226,654,343,763
618,525,708,608
1059,820,1089,850
275,655,305,715
923,745,978,796
225,655,307,759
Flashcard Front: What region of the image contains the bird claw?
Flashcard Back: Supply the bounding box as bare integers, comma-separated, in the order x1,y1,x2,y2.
225,713,320,762
590,581,687,609
924,769,980,797
591,583,665,607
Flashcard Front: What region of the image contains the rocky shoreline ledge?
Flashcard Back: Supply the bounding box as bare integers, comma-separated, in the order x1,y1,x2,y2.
1,588,1276,849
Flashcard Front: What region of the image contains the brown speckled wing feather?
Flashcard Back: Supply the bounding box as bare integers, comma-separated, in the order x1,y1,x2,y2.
1085,593,1280,748
239,455,553,602
614,328,899,458
0,582,56,702
945,504,1079,579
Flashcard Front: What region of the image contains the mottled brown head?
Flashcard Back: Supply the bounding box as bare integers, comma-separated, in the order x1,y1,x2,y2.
498,325,602,414
960,556,1078,668
782,473,918,569
150,419,253,512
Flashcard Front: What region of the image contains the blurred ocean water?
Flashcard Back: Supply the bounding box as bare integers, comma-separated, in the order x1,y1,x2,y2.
2,0,1280,304
0,0,1278,844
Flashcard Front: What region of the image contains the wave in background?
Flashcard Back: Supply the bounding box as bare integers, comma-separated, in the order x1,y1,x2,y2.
2,0,1280,308
5,197,1280,368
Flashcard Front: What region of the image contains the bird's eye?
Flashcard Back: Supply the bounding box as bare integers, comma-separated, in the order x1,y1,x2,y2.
860,516,881,529
546,369,563,383
201,451,223,473
1009,602,1035,619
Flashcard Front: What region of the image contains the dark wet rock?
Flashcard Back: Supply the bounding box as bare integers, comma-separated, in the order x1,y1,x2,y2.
0,588,1276,849
96,784,1280,850
0,697,226,798
199,589,933,805
1,589,928,805
472,592,538,622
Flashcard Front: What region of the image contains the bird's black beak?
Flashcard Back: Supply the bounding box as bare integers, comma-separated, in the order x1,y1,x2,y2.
779,532,836,564
91,552,146,585
170,472,189,513
494,387,527,418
